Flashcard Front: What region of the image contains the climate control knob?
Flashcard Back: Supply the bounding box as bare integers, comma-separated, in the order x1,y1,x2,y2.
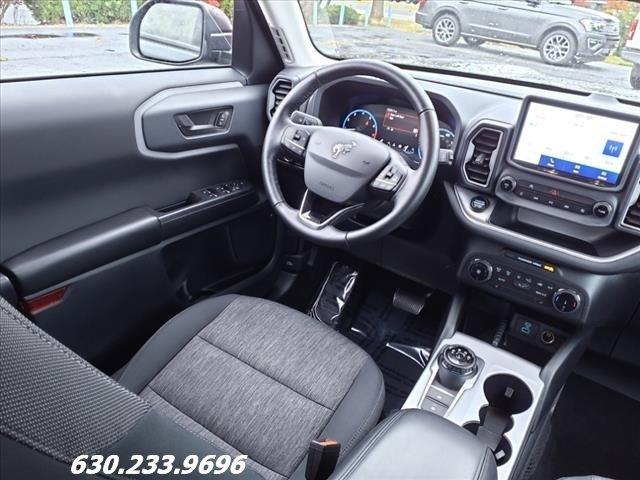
552,289,581,314
468,259,493,283
499,176,517,192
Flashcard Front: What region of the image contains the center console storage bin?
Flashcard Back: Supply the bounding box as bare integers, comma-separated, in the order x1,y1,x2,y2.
329,409,497,480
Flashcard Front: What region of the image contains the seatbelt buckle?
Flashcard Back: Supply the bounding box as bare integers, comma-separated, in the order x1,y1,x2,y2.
305,438,341,480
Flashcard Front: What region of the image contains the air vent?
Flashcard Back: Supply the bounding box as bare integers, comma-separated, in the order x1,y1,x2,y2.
270,27,294,63
464,128,503,186
623,189,640,231
269,78,293,117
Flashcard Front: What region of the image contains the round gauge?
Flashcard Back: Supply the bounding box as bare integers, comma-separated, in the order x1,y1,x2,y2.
342,109,378,138
439,127,455,150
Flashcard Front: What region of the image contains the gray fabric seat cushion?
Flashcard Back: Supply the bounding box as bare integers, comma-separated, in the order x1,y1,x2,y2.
118,295,385,480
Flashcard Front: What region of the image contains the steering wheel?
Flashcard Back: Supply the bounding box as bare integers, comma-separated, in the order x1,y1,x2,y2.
262,59,440,246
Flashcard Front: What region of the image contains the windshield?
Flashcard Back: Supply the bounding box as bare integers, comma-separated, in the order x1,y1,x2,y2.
299,0,640,102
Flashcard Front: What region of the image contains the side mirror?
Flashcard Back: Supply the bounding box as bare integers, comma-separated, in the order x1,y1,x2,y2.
130,0,232,66
526,0,542,6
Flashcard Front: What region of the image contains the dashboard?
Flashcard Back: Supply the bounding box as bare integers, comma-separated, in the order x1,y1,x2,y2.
272,70,640,331
267,60,640,397
341,104,455,168
267,63,640,480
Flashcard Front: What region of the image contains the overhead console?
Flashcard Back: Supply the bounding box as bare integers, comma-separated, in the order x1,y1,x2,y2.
450,94,640,275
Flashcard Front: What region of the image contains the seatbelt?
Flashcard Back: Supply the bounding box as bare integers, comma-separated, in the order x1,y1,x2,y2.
305,439,341,480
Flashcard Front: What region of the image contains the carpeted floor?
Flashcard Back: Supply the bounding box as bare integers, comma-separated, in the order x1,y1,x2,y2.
343,284,447,416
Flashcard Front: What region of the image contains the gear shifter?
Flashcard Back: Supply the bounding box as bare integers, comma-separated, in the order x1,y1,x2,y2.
437,345,478,390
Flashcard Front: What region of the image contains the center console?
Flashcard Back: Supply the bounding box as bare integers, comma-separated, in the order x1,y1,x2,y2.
461,251,585,322
417,97,638,480
330,408,497,480
404,333,544,480
449,94,640,275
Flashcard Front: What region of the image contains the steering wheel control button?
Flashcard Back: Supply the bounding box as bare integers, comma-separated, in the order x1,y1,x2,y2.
372,164,404,192
552,289,581,313
499,176,517,192
469,259,492,282
291,111,322,126
593,201,613,218
282,127,309,157
437,345,478,390
470,196,490,212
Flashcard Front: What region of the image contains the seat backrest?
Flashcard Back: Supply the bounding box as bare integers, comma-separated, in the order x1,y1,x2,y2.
0,296,150,475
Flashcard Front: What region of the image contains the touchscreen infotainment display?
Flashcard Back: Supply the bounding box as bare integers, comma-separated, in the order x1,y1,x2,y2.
513,102,639,187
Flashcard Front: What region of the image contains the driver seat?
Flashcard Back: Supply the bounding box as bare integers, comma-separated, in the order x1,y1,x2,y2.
0,295,384,480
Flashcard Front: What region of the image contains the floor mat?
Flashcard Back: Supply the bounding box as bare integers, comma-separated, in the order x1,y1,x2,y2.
344,286,446,416
532,374,640,480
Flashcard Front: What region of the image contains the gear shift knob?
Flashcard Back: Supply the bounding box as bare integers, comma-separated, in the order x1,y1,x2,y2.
437,345,478,390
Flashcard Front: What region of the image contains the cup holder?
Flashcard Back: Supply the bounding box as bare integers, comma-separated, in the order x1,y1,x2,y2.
479,405,514,432
463,422,513,466
483,374,533,415
464,374,533,467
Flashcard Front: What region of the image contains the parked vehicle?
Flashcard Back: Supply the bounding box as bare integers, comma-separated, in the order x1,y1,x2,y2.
622,12,640,89
415,0,621,65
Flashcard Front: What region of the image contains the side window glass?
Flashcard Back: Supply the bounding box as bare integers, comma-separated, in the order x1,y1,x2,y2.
0,0,233,80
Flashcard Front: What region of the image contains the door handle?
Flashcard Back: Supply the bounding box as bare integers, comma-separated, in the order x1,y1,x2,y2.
175,114,217,135
175,109,232,137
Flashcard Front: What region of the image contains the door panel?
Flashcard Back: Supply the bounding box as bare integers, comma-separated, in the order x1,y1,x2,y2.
0,67,276,371
459,0,498,38
0,69,266,260
494,0,546,45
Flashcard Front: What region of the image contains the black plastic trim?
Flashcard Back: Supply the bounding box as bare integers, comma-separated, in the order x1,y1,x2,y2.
4,208,162,295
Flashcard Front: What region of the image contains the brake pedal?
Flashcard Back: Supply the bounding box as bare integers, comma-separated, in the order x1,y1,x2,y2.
392,288,431,316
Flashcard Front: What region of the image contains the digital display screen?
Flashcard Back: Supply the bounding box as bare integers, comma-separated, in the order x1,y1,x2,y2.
513,102,639,187
383,107,419,141
341,104,456,168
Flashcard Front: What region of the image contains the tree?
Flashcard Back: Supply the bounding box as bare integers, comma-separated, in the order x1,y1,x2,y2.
370,0,384,21
299,0,314,22
1,0,17,22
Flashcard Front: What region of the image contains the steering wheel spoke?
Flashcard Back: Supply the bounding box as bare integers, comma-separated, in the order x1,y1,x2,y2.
369,151,409,197
281,125,312,158
299,190,365,229
279,112,326,159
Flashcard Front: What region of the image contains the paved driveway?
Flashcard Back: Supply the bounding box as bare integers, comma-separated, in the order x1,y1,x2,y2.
309,25,639,102
0,25,170,79
1,23,638,102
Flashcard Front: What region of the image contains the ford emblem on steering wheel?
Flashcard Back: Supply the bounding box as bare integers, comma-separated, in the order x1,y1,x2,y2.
332,141,357,158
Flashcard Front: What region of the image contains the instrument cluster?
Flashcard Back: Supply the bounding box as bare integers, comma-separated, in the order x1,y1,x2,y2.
342,104,455,167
